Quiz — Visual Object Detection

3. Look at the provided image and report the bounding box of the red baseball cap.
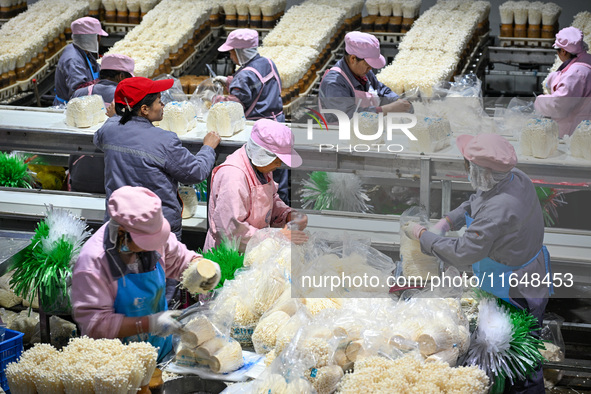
[114,77,174,108]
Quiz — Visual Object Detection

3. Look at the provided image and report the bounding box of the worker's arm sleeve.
[534,69,588,118]
[445,196,476,231]
[270,192,292,227]
[71,268,124,339]
[161,233,200,281]
[228,71,260,111]
[164,136,216,185]
[210,167,261,249]
[420,216,497,271]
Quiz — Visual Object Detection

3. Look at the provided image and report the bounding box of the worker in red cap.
[535,26,591,138]
[403,133,552,393]
[94,76,221,241]
[68,54,136,195]
[54,17,109,105]
[319,31,411,120]
[204,119,308,252]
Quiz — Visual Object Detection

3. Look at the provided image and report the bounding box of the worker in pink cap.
[319,31,411,121]
[72,53,135,111]
[54,17,109,106]
[68,54,136,195]
[535,26,591,138]
[72,186,220,362]
[402,134,552,393]
[214,29,290,205]
[214,29,283,122]
[204,119,308,252]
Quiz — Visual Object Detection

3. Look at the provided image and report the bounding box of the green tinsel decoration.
[301,171,332,210]
[195,179,208,202]
[199,237,244,289]
[0,152,32,188]
[464,291,546,393]
[10,206,90,313]
[535,186,565,227]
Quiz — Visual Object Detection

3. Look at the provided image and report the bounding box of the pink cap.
[345,32,386,69]
[218,29,259,52]
[108,186,171,251]
[101,54,135,76]
[553,27,586,55]
[71,17,108,37]
[250,119,302,168]
[457,134,517,172]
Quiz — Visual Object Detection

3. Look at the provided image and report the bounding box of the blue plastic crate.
[0,329,24,394]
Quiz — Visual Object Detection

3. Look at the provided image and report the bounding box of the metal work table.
[1,105,591,269]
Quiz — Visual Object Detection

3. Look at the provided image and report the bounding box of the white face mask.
[73,33,99,54]
[469,163,509,192]
[235,47,258,66]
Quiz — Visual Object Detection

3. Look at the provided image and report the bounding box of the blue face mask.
[119,233,132,253]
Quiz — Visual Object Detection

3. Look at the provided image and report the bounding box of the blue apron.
[55,52,100,104]
[114,261,172,362]
[466,212,554,308]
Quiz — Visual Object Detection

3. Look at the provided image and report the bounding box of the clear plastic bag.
[498,96,536,139]
[190,77,224,118]
[174,302,245,374]
[206,101,246,137]
[519,116,559,159]
[399,206,441,280]
[292,233,395,299]
[155,74,187,105]
[540,315,565,389]
[65,94,107,128]
[159,101,198,135]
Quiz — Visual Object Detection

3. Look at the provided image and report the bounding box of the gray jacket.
[94,116,216,237]
[54,44,99,105]
[72,79,117,104]
[420,168,551,301]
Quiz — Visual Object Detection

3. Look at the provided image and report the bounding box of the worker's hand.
[203,131,221,149]
[401,221,427,241]
[184,258,221,293]
[213,76,228,85]
[432,217,451,236]
[287,211,308,230]
[148,310,183,337]
[280,227,309,245]
[381,99,412,114]
[106,100,116,117]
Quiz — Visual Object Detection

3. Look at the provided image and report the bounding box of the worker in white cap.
[54,17,108,106]
[319,31,411,119]
[535,26,591,138]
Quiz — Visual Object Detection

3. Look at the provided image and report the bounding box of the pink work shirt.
[204,146,291,252]
[71,223,198,339]
[535,53,591,137]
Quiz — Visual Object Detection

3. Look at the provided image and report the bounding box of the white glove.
[181,258,221,294]
[213,76,228,85]
[148,310,183,337]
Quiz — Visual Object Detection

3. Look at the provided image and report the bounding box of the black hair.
[116,92,160,125]
[99,69,133,81]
